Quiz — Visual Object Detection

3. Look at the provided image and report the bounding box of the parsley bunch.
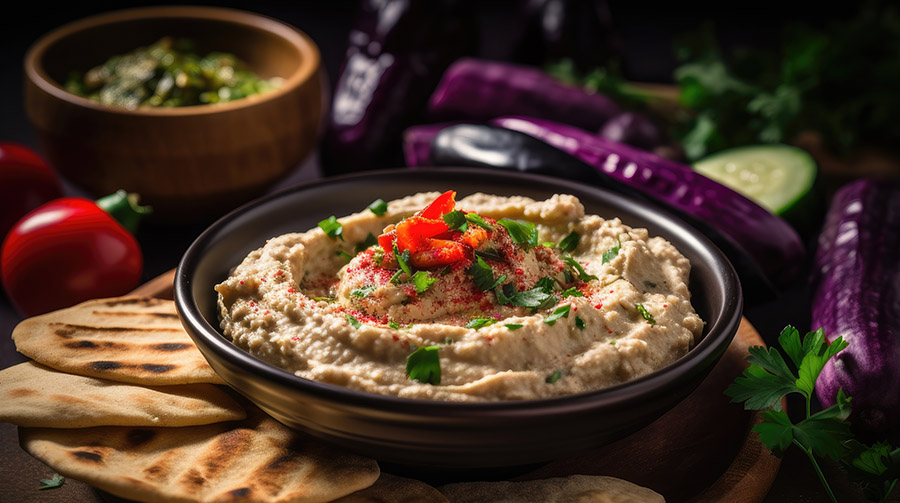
[726,326,899,503]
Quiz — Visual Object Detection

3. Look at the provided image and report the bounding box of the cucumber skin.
[491,116,808,290]
[812,178,900,435]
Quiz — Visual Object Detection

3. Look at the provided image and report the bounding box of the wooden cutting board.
[1,269,780,502]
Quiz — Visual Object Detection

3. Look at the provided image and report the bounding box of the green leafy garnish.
[411,270,439,293]
[336,249,353,262]
[355,233,378,253]
[558,232,580,253]
[505,323,524,331]
[465,213,493,231]
[346,314,362,329]
[393,243,413,276]
[474,248,504,262]
[313,296,334,303]
[562,256,598,282]
[635,304,656,325]
[468,256,507,291]
[544,304,571,326]
[406,346,441,385]
[535,276,557,293]
[367,198,388,216]
[495,283,557,310]
[498,219,539,248]
[351,285,376,298]
[601,238,621,264]
[560,287,583,298]
[39,473,65,490]
[443,210,468,231]
[389,270,404,284]
[545,370,562,384]
[466,318,499,329]
[317,216,343,241]
[575,316,585,330]
[388,321,401,329]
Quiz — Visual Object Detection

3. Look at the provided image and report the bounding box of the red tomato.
[1,197,143,317]
[0,142,62,241]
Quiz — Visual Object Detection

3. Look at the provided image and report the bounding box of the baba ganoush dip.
[215,191,704,401]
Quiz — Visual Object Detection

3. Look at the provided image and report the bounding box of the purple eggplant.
[490,116,807,291]
[319,0,477,175]
[812,178,900,435]
[425,58,623,131]
[599,111,666,151]
[402,122,466,167]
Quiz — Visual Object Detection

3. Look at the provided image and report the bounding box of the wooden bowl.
[24,6,325,221]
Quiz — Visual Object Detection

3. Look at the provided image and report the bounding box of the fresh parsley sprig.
[406,345,441,385]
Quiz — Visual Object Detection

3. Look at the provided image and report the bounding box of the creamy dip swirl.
[215,192,704,401]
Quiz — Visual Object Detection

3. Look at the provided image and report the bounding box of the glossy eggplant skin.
[320,0,477,175]
[812,178,900,435]
[488,116,807,293]
[426,58,622,132]
[402,122,465,167]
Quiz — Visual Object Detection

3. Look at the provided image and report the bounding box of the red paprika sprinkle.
[239,280,244,285]
[261,278,267,282]
[515,268,524,275]
[249,301,255,307]
[594,303,603,309]
[608,329,613,334]
[663,304,668,308]
[287,288,296,293]
[274,270,284,277]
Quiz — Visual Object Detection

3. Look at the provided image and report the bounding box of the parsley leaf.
[317,216,343,241]
[636,304,656,325]
[575,316,585,330]
[346,314,362,329]
[411,270,439,293]
[466,318,499,329]
[545,370,562,384]
[393,242,413,276]
[465,213,493,231]
[562,256,598,282]
[468,256,506,291]
[443,210,467,231]
[560,287,583,298]
[39,473,65,490]
[350,285,376,298]
[544,304,571,326]
[474,248,504,262]
[559,231,580,253]
[406,346,441,385]
[336,249,353,262]
[496,283,557,309]
[601,238,621,264]
[505,323,524,330]
[367,198,388,216]
[498,219,539,248]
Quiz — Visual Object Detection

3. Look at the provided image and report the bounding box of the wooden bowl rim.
[23,5,321,117]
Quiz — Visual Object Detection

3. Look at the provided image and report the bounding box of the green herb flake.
[559,231,580,253]
[39,473,65,490]
[318,216,344,241]
[443,210,468,231]
[636,304,656,325]
[346,314,362,329]
[393,243,414,276]
[560,287,584,298]
[575,316,585,330]
[335,249,353,262]
[313,296,335,303]
[498,218,539,248]
[465,212,493,231]
[466,318,499,329]
[545,370,562,384]
[406,345,441,385]
[505,323,524,331]
[351,285,376,298]
[411,270,439,293]
[496,283,557,310]
[474,248,504,262]
[544,304,571,326]
[468,256,507,291]
[355,233,378,253]
[562,256,599,282]
[535,276,557,293]
[601,238,621,264]
[389,270,405,284]
[367,198,388,216]
[388,321,401,329]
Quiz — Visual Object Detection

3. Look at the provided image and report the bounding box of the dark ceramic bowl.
[175,168,742,469]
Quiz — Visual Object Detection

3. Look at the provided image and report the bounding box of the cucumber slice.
[693,144,818,216]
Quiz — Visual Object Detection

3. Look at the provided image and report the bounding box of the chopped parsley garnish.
[351,285,376,297]
[443,210,468,231]
[468,256,507,291]
[545,370,562,384]
[313,296,335,302]
[336,249,353,262]
[39,473,65,490]
[388,321,401,329]
[346,314,362,329]
[562,256,599,282]
[389,270,405,284]
[367,198,388,216]
[393,243,413,276]
[474,248,504,262]
[575,316,585,330]
[317,216,344,241]
[560,286,584,298]
[465,212,493,231]
[411,270,439,293]
[636,304,656,325]
[505,323,524,330]
[406,345,441,385]
[466,318,499,329]
[559,231,580,253]
[602,238,622,264]
[544,304,571,326]
[355,233,378,253]
[498,218,539,248]
[495,283,557,310]
[535,276,557,293]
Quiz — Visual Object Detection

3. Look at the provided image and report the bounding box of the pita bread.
[438,475,665,503]
[332,473,449,503]
[12,296,224,385]
[0,361,245,428]
[19,402,380,503]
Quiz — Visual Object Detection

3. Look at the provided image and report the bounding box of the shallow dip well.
[175,168,743,468]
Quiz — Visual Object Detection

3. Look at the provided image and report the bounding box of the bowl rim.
[175,167,743,416]
[23,5,321,117]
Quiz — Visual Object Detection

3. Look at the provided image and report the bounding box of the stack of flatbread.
[1,296,665,503]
